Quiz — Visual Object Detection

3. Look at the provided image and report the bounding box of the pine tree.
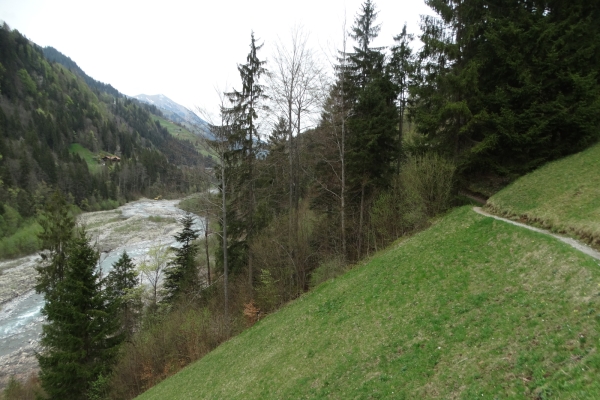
[163,213,200,302]
[105,251,140,338]
[389,23,414,171]
[38,230,121,400]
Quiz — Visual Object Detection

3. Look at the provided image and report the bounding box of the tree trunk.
[205,217,211,286]
[358,181,366,260]
[221,165,229,333]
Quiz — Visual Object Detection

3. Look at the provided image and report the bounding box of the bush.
[255,269,279,313]
[1,375,44,400]
[107,276,250,400]
[0,220,42,259]
[400,153,456,218]
[369,154,456,251]
[250,203,318,304]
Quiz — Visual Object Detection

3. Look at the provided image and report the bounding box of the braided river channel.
[0,199,204,387]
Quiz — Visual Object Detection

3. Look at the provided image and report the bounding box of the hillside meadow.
[487,142,600,249]
[137,207,600,399]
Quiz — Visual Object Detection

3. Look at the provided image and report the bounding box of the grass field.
[137,206,600,399]
[486,142,600,248]
[68,143,101,173]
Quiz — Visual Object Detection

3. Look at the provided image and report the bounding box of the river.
[0,199,204,387]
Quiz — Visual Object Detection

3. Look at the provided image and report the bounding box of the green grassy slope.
[68,143,102,173]
[138,207,600,399]
[486,142,600,248]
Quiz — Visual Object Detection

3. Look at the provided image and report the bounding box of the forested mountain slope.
[0,24,208,257]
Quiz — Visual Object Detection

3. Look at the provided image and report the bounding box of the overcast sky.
[0,0,434,115]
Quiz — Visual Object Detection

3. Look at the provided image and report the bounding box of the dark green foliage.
[221,32,268,276]
[35,191,75,296]
[343,1,399,195]
[412,0,600,178]
[105,251,140,337]
[38,230,122,400]
[163,214,200,302]
[347,74,398,190]
[388,23,414,168]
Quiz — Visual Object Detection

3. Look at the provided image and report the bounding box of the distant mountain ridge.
[134,94,214,140]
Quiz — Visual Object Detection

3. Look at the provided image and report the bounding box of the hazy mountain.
[134,94,214,139]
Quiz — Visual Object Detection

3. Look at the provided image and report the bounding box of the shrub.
[400,153,456,217]
[1,375,44,400]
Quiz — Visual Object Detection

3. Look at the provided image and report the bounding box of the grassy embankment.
[138,201,600,398]
[486,142,600,249]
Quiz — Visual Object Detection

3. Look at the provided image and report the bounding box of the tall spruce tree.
[389,23,414,171]
[105,251,140,338]
[38,229,121,400]
[224,31,268,284]
[343,1,398,259]
[163,213,200,302]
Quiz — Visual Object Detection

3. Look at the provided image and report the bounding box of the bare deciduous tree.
[195,90,235,333]
[138,242,170,306]
[268,26,326,241]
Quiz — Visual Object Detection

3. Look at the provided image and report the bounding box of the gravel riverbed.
[0,198,200,389]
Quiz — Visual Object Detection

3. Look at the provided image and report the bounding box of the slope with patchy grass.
[153,116,214,159]
[137,206,600,399]
[486,142,600,248]
[68,143,102,173]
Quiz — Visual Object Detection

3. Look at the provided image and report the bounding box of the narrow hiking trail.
[473,207,600,261]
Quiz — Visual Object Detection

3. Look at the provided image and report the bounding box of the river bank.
[0,198,203,389]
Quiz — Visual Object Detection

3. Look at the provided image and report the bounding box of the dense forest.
[2,0,600,398]
[0,23,210,257]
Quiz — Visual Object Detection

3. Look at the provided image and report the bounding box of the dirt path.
[473,207,600,261]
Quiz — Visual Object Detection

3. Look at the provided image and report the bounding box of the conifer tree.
[343,1,398,258]
[163,213,200,302]
[38,229,121,400]
[389,23,414,170]
[224,32,268,284]
[105,251,140,337]
[36,190,75,297]
[412,0,600,177]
